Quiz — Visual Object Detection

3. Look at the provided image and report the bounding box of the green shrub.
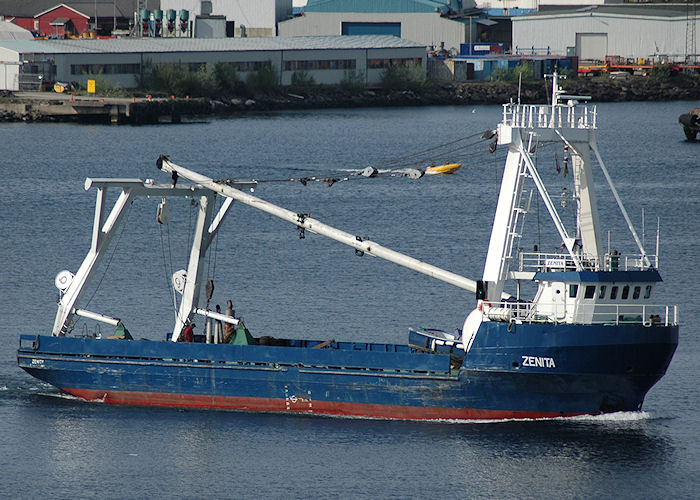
[93,75,126,96]
[214,62,247,95]
[290,71,316,87]
[380,62,427,91]
[649,63,672,79]
[406,62,428,89]
[146,63,217,97]
[340,69,365,90]
[246,63,279,93]
[490,61,535,82]
[146,63,182,93]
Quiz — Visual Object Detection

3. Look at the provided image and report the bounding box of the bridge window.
[610,286,618,300]
[644,285,653,299]
[569,284,579,297]
[621,285,630,300]
[584,285,596,299]
[633,286,641,299]
[598,285,607,299]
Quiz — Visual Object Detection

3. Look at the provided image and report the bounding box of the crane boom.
[157,156,479,293]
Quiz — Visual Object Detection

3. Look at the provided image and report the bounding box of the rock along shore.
[1,77,698,124]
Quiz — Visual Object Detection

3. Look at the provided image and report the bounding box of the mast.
[482,73,599,301]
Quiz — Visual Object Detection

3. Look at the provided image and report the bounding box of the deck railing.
[482,300,678,326]
[502,103,597,130]
[517,252,657,273]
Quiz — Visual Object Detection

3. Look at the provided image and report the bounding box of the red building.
[36,4,89,38]
[0,1,147,37]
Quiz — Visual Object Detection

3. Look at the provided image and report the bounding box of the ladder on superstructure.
[501,154,535,281]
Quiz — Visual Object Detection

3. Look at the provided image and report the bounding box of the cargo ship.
[18,74,678,420]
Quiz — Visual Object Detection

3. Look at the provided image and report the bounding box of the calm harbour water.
[1,100,699,498]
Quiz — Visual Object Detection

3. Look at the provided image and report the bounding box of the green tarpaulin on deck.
[229,323,256,345]
[113,321,133,340]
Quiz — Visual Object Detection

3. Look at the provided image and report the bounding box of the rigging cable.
[159,220,180,324]
[370,130,488,169]
[215,131,498,187]
[378,135,497,170]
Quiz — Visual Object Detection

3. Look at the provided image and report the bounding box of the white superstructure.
[460,73,677,348]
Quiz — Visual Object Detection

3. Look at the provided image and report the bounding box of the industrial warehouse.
[511,4,699,67]
[0,0,698,93]
[0,35,425,91]
[278,0,502,54]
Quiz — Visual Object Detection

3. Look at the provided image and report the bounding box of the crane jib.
[156,156,480,294]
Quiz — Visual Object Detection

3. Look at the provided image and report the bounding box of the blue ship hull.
[17,322,677,420]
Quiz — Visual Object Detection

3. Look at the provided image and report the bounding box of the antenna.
[656,216,660,268]
[518,73,522,105]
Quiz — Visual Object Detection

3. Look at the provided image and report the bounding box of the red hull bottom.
[63,388,582,421]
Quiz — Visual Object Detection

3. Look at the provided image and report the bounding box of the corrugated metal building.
[0,21,34,41]
[0,35,425,90]
[512,5,700,62]
[160,0,293,37]
[279,0,488,53]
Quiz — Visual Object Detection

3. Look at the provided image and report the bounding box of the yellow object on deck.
[53,83,66,93]
[425,163,461,175]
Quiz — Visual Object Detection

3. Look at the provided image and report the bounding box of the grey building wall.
[280,12,469,52]
[0,46,20,90]
[0,37,426,89]
[54,52,142,88]
[428,58,469,81]
[194,16,227,38]
[512,12,698,61]
[280,46,425,85]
